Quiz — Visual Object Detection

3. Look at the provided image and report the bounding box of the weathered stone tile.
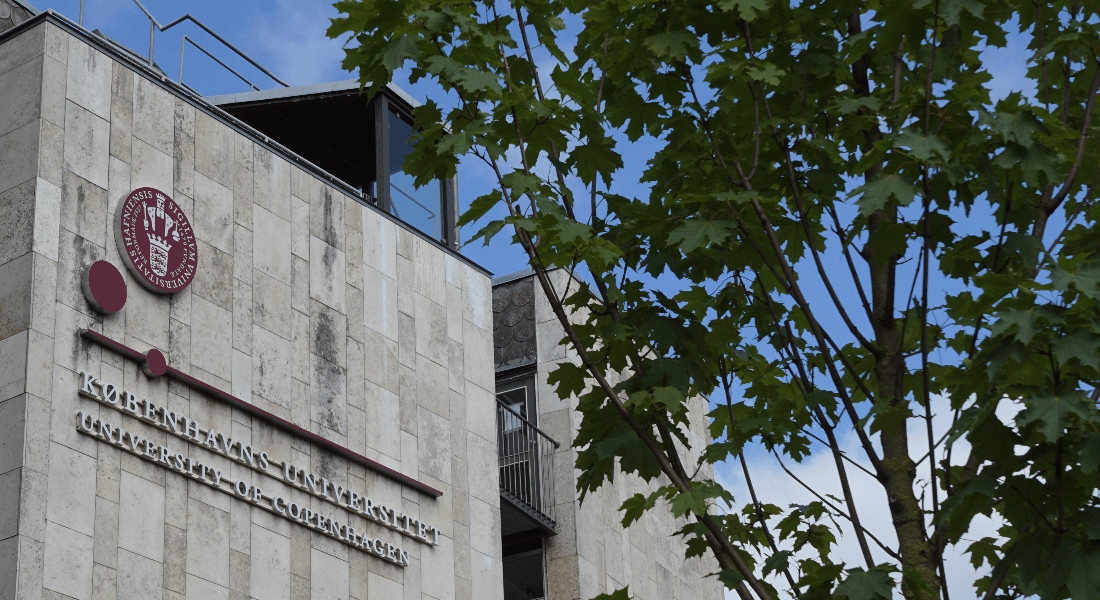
[363,266,396,342]
[462,321,493,394]
[253,205,291,285]
[61,170,108,247]
[130,137,172,194]
[94,442,121,502]
[463,266,492,332]
[193,173,235,255]
[233,279,252,354]
[291,195,309,259]
[0,254,32,345]
[414,293,447,367]
[310,548,349,600]
[414,237,447,307]
[233,164,253,230]
[111,61,133,101]
[43,521,95,600]
[174,128,196,200]
[34,177,63,262]
[399,366,415,436]
[38,118,65,187]
[230,549,249,600]
[0,119,40,195]
[164,523,187,593]
[0,55,42,139]
[397,313,414,369]
[310,354,347,435]
[91,563,117,600]
[45,442,97,536]
[195,111,235,190]
[291,309,308,383]
[187,572,230,600]
[110,85,134,163]
[118,470,165,562]
[417,406,451,484]
[253,271,291,341]
[447,340,464,395]
[289,523,309,579]
[132,76,174,156]
[0,179,36,265]
[346,285,364,344]
[253,325,291,411]
[253,148,291,221]
[415,353,449,420]
[186,498,231,587]
[191,240,233,313]
[451,458,469,527]
[310,299,346,368]
[310,184,344,251]
[363,208,396,279]
[250,523,291,600]
[309,236,346,314]
[66,37,111,120]
[396,256,414,318]
[0,22,45,77]
[331,363,377,442]
[233,135,253,171]
[92,497,120,569]
[190,294,233,381]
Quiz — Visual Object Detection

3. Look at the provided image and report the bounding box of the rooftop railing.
[78,0,288,93]
[497,399,559,532]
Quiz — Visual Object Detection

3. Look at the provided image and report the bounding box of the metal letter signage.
[114,187,198,294]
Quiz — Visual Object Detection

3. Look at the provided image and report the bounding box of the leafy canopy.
[331,0,1100,598]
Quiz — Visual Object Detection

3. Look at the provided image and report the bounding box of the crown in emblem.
[147,232,173,253]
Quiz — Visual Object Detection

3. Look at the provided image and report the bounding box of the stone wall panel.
[1,20,499,600]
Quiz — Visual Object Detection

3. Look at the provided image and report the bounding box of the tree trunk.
[865,209,940,598]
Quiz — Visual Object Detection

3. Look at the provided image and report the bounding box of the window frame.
[373,93,458,248]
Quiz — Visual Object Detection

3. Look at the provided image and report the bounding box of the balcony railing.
[497,399,559,534]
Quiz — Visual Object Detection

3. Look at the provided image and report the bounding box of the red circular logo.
[114,187,197,294]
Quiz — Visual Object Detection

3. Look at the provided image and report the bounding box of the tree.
[330,0,1100,598]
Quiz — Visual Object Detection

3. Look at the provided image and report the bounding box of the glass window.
[387,108,444,242]
[503,548,545,600]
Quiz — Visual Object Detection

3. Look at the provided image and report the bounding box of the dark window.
[503,547,545,600]
[375,97,455,246]
[497,374,537,427]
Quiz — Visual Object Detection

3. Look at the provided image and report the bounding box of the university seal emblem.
[114,187,198,294]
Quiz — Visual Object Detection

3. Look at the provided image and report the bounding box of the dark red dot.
[81,261,127,314]
[143,348,167,377]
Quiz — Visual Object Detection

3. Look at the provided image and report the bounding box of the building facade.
[0,6,722,600]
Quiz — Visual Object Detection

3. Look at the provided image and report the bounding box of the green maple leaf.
[834,566,896,600]
[1053,329,1100,369]
[896,129,950,163]
[667,219,735,254]
[1016,390,1089,441]
[854,175,918,215]
[1051,263,1100,300]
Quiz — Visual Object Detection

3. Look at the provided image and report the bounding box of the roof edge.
[0,11,492,279]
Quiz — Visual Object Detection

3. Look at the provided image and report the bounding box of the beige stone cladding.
[0,16,501,600]
[530,269,724,600]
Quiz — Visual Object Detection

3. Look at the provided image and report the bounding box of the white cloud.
[245,0,348,86]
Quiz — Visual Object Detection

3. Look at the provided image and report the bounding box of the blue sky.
[39,0,1043,596]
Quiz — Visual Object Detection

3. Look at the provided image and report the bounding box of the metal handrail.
[496,397,559,528]
[78,0,288,88]
[180,35,258,92]
[496,399,561,449]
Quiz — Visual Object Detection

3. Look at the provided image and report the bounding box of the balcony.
[497,398,559,536]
